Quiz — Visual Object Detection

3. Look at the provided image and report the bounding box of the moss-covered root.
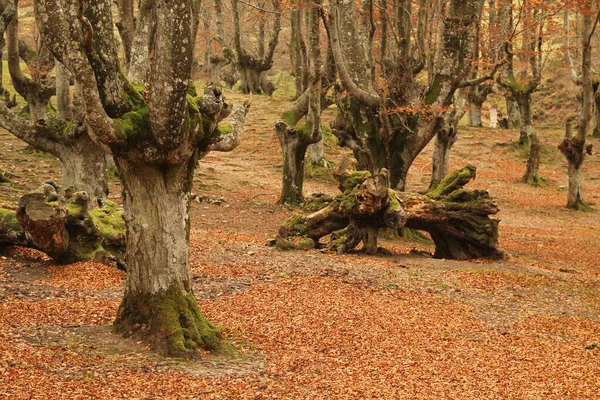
[523,173,547,187]
[114,285,222,358]
[427,164,476,199]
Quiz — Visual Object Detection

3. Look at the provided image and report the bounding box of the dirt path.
[1,88,599,399]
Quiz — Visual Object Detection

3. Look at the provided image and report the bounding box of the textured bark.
[116,0,136,67]
[515,93,533,145]
[430,93,465,189]
[113,160,221,355]
[274,165,503,260]
[231,0,281,95]
[55,61,72,120]
[489,104,498,128]
[34,0,249,356]
[127,0,155,85]
[2,187,125,264]
[522,133,543,185]
[327,0,483,191]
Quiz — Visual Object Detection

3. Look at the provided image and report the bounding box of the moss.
[113,106,150,142]
[425,74,450,104]
[0,208,20,231]
[427,165,476,199]
[88,200,125,241]
[280,110,299,126]
[523,174,547,187]
[114,284,222,357]
[286,214,307,234]
[338,171,371,192]
[187,81,198,97]
[65,202,83,216]
[216,123,233,136]
[47,118,72,136]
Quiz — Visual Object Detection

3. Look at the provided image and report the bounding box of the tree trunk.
[307,139,325,167]
[559,117,591,210]
[593,83,600,138]
[59,135,108,198]
[467,106,482,127]
[274,165,503,260]
[506,96,521,129]
[516,93,532,145]
[489,104,498,128]
[113,159,221,357]
[430,127,457,189]
[522,133,543,185]
[277,122,309,205]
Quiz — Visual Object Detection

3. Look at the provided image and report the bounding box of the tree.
[559,2,599,210]
[33,0,249,357]
[276,0,336,205]
[230,0,281,95]
[325,0,495,192]
[497,0,558,185]
[0,0,109,198]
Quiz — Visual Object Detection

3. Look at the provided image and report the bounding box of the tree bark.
[1,187,125,264]
[522,133,543,185]
[274,165,503,260]
[113,160,221,356]
[515,92,533,145]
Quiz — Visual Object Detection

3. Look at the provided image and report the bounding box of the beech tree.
[32,0,249,356]
[325,0,500,191]
[229,0,281,95]
[0,0,109,198]
[560,1,599,210]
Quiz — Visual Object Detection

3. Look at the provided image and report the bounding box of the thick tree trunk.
[277,123,309,205]
[59,136,108,198]
[430,128,457,189]
[274,165,503,260]
[113,160,221,357]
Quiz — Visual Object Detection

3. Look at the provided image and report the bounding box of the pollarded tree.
[559,1,599,210]
[326,0,498,191]
[230,0,281,95]
[0,0,108,198]
[33,0,249,356]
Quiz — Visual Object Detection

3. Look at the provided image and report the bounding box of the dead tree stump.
[0,184,126,265]
[272,165,504,260]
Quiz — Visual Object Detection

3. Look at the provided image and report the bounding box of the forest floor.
[1,87,600,399]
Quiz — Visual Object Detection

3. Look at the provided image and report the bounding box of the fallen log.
[272,165,504,260]
[0,183,126,266]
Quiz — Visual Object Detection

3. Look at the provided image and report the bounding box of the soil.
[1,86,599,399]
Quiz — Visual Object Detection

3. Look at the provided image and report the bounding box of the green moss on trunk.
[114,284,222,358]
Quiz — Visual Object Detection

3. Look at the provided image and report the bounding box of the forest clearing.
[1,86,600,398]
[0,0,600,398]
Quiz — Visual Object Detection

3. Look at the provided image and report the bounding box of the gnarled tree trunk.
[273,165,503,260]
[113,160,220,356]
